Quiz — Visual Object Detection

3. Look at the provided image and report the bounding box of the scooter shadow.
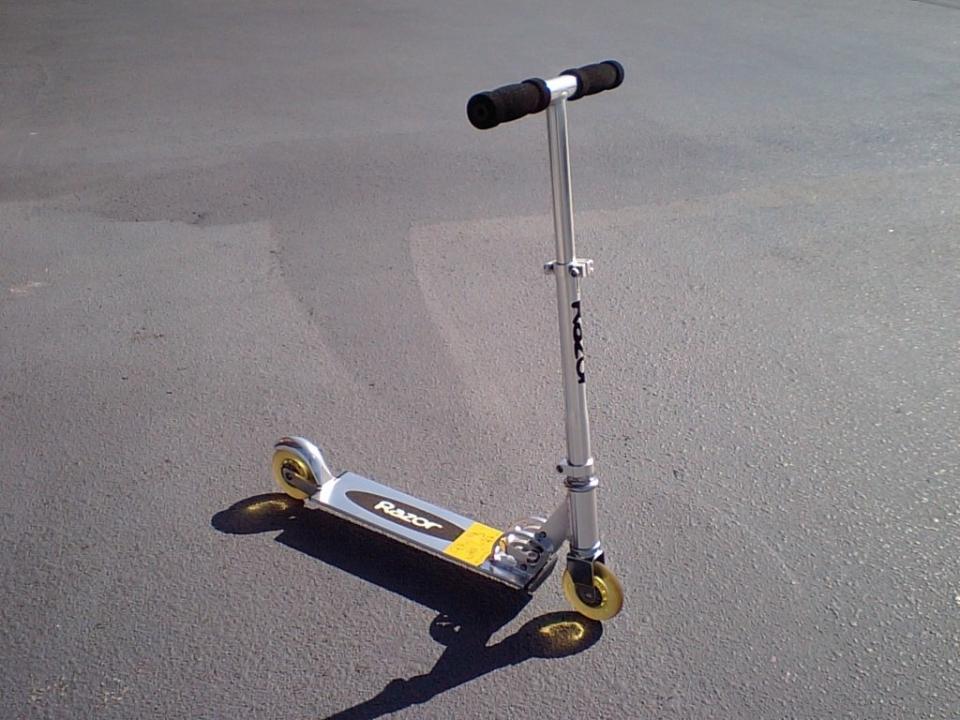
[212,494,603,719]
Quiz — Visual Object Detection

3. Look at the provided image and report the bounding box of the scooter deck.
[305,472,531,590]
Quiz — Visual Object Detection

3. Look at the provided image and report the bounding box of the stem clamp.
[543,258,594,278]
[556,457,596,480]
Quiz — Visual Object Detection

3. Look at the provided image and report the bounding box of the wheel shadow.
[212,494,603,719]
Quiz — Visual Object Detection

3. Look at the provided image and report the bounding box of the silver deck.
[306,472,534,589]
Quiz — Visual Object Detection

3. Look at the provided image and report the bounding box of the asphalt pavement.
[1,1,958,718]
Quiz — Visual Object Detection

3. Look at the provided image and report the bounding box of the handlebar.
[467,60,624,130]
[560,60,625,101]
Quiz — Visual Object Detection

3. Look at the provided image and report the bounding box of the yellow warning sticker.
[443,522,502,567]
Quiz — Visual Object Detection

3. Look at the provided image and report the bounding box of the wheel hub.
[281,461,307,484]
[576,577,607,607]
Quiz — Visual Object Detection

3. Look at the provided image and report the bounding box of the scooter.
[271,61,626,621]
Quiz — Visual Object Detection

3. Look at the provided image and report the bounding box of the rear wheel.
[272,446,320,500]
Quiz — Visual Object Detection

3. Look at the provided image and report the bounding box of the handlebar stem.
[546,75,580,105]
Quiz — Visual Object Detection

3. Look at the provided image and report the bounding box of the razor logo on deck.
[374,500,442,529]
[346,491,464,541]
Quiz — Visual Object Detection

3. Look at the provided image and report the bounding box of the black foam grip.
[467,78,550,129]
[560,60,625,101]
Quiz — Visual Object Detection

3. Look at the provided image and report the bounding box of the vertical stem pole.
[546,98,593,471]
[546,96,602,557]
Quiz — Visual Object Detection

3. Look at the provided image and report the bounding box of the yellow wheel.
[272,447,320,500]
[562,561,624,621]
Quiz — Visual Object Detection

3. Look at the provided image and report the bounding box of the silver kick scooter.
[271,61,626,621]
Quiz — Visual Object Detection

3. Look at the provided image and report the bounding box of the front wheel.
[561,561,624,621]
